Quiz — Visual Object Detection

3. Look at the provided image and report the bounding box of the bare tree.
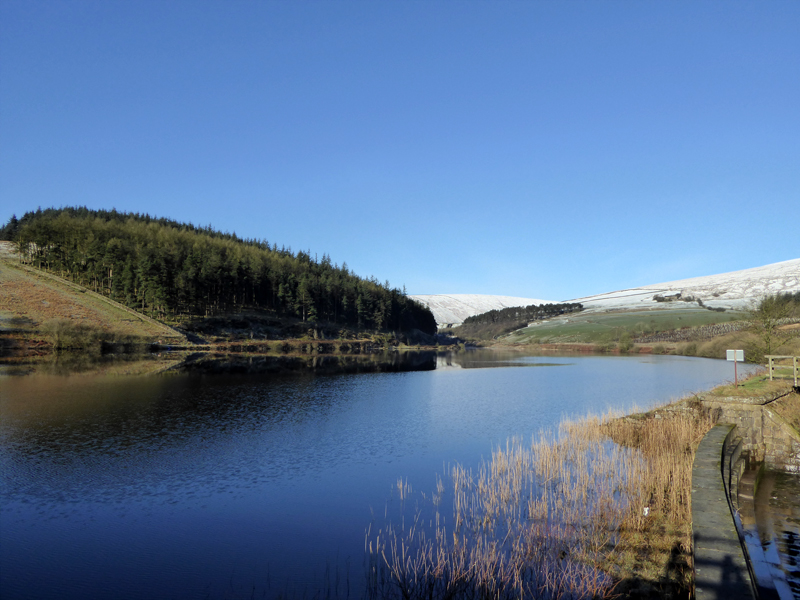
[747,294,798,361]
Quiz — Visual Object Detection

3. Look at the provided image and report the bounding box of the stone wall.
[698,393,800,472]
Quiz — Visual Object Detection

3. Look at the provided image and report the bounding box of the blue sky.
[1,1,798,300]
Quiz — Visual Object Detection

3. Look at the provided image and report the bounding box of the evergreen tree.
[3,207,437,334]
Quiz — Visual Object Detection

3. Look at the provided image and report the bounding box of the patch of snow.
[567,259,800,312]
[410,294,557,327]
[413,259,800,327]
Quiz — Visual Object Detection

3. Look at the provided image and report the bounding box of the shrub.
[41,319,106,350]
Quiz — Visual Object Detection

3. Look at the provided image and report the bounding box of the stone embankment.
[696,392,800,472]
[645,390,800,472]
[691,390,800,599]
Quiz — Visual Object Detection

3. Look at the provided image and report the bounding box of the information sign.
[726,349,744,386]
[726,349,744,362]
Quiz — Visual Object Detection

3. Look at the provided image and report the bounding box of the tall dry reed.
[366,404,714,600]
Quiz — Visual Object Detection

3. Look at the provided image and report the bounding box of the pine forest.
[1,208,437,335]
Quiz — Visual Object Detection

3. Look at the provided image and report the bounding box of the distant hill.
[452,301,584,341]
[567,259,800,312]
[410,294,556,327]
[413,260,800,328]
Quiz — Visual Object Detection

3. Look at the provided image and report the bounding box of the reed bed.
[366,404,714,600]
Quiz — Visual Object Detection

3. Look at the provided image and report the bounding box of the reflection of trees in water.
[745,469,800,598]
[177,350,436,375]
[767,472,800,597]
[28,349,160,375]
[9,349,438,377]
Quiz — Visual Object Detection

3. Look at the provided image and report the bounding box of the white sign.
[726,349,744,362]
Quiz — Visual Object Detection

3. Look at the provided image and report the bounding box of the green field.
[502,307,748,344]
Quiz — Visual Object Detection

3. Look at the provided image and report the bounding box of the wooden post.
[727,349,744,386]
[766,355,800,384]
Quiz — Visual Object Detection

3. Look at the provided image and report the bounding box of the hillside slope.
[0,242,184,344]
[568,259,800,312]
[416,259,800,329]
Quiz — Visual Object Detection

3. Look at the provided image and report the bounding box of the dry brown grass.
[367,405,713,599]
[0,258,181,342]
[770,393,800,434]
[599,407,715,598]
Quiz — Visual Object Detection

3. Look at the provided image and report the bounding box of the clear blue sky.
[1,1,798,301]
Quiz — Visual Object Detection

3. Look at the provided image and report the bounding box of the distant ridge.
[409,294,556,327]
[413,259,800,328]
[567,259,800,312]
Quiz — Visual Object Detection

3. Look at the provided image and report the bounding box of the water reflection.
[436,350,570,369]
[0,353,760,600]
[1,348,437,378]
[748,470,800,599]
[177,349,436,375]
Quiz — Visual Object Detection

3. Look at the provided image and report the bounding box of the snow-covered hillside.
[409,294,556,327]
[413,259,800,327]
[568,259,800,312]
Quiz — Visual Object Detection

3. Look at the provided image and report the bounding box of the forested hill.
[1,208,436,334]
[454,302,584,340]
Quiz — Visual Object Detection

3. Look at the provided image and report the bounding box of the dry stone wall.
[634,321,748,344]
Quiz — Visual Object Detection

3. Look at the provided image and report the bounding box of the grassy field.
[501,307,747,345]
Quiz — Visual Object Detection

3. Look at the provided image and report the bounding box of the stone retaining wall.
[698,393,800,472]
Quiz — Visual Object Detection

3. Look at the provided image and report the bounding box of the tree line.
[2,207,437,334]
[454,302,583,340]
[461,302,584,327]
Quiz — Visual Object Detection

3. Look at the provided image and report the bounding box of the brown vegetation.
[0,256,181,347]
[367,402,714,599]
[769,393,800,434]
[599,405,715,597]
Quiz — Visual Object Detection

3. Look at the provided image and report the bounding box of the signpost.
[726,349,744,387]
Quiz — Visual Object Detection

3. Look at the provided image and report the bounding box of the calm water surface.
[743,469,800,599]
[0,352,755,599]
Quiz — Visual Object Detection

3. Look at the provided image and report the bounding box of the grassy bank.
[498,308,745,346]
[497,324,800,362]
[491,295,800,362]
[0,255,183,354]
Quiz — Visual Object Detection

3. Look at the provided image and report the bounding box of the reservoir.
[0,352,758,599]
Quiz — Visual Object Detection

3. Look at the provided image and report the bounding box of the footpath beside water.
[692,389,800,600]
[692,424,757,599]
